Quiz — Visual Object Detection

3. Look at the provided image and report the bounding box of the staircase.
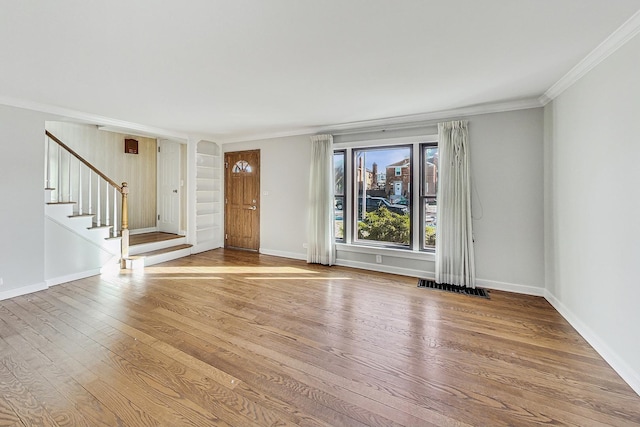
[44,130,193,281]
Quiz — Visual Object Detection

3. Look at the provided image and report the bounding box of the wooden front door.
[224,150,260,251]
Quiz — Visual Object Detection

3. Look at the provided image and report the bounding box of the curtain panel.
[307,134,335,265]
[435,121,476,287]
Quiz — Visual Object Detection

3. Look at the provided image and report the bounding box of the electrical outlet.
[0,277,3,286]
[302,243,308,248]
[375,255,382,264]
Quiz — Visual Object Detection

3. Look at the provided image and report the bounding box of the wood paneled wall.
[45,122,157,230]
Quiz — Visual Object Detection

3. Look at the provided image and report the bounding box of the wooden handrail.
[45,130,122,193]
[46,129,131,267]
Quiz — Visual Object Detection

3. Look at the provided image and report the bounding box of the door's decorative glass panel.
[232,160,252,173]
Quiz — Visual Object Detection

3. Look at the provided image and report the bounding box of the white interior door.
[157,139,180,234]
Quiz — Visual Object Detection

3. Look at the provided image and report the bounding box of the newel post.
[120,182,130,267]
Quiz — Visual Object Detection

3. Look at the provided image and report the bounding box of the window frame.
[351,145,413,249]
[332,135,438,255]
[333,150,346,242]
[420,142,439,252]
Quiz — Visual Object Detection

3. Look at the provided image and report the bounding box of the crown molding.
[541,9,640,105]
[219,97,543,144]
[0,95,189,141]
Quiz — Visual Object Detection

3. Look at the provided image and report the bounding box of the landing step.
[135,244,192,258]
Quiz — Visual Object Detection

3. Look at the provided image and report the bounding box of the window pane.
[334,152,345,241]
[335,196,344,240]
[424,198,437,248]
[422,145,438,250]
[334,152,344,195]
[354,147,410,246]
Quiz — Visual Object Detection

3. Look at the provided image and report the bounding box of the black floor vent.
[417,279,489,299]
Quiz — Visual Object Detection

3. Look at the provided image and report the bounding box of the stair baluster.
[113,187,118,238]
[45,130,130,267]
[105,181,110,227]
[78,161,83,215]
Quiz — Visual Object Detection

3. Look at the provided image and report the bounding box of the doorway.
[157,139,181,234]
[224,150,260,251]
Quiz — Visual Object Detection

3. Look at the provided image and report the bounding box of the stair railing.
[45,130,130,264]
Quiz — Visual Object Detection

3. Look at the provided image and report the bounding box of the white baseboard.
[130,227,158,235]
[335,259,430,278]
[476,278,545,296]
[45,269,102,287]
[545,290,640,397]
[0,282,47,301]
[259,248,307,261]
[332,259,546,296]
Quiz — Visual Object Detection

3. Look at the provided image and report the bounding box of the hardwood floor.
[1,249,639,426]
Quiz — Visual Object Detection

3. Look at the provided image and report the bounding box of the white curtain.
[307,134,335,265]
[435,121,476,287]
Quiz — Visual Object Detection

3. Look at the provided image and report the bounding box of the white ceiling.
[1,0,639,142]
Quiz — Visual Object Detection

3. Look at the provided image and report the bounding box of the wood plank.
[1,249,639,426]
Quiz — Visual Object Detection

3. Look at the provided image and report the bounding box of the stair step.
[135,244,192,258]
[46,202,76,205]
[129,233,187,255]
[88,224,113,230]
[68,214,95,218]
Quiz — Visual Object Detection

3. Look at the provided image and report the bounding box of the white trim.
[129,227,159,235]
[45,269,101,287]
[0,282,48,302]
[334,257,545,296]
[218,98,543,144]
[540,9,640,104]
[259,248,307,261]
[476,278,545,296]
[143,247,192,266]
[0,95,189,141]
[334,134,438,149]
[336,243,435,262]
[335,259,430,278]
[545,290,640,397]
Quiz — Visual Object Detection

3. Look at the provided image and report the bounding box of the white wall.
[544,32,640,394]
[44,217,115,283]
[222,135,312,258]
[0,105,47,299]
[223,108,545,294]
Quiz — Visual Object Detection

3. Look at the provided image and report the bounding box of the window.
[333,138,438,252]
[421,144,438,250]
[334,151,345,240]
[354,146,411,247]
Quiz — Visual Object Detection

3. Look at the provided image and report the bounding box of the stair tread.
[88,225,113,229]
[135,244,192,258]
[47,202,76,205]
[68,214,95,218]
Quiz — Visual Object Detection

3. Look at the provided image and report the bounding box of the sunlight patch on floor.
[244,276,351,280]
[143,266,318,274]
